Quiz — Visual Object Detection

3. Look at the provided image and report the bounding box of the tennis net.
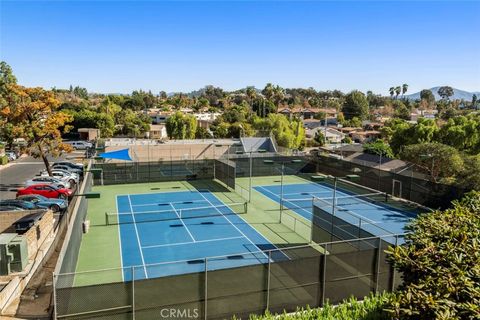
[281,192,388,212]
[105,202,248,225]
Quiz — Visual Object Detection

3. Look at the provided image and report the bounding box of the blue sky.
[1,1,479,94]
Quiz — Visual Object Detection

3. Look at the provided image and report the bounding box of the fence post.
[373,237,382,293]
[52,272,57,320]
[204,258,208,320]
[320,243,327,306]
[266,251,271,312]
[390,235,399,291]
[132,266,135,320]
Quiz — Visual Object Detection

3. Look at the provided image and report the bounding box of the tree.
[386,191,480,320]
[399,143,463,183]
[195,126,212,139]
[0,84,73,174]
[255,114,305,149]
[438,114,480,153]
[392,100,410,120]
[363,139,393,158]
[472,94,478,109]
[437,86,454,101]
[401,83,408,97]
[165,112,197,139]
[394,86,401,99]
[313,130,325,146]
[0,61,17,97]
[456,155,480,191]
[342,90,369,120]
[0,61,18,146]
[389,87,395,99]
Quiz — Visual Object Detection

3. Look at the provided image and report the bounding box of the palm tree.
[389,87,395,98]
[395,86,401,100]
[402,84,408,98]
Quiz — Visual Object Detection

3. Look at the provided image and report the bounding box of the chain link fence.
[313,154,466,209]
[54,233,402,320]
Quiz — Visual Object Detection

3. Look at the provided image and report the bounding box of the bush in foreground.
[244,293,391,320]
[386,191,480,320]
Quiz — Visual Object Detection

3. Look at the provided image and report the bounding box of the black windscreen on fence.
[214,159,235,189]
[313,155,466,209]
[55,238,397,320]
[93,160,215,185]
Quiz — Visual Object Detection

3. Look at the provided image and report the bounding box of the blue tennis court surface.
[116,190,280,281]
[254,183,416,239]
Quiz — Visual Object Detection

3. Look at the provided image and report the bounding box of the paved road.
[0,152,85,200]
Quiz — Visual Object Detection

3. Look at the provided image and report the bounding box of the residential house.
[278,107,338,120]
[306,127,345,144]
[350,130,381,143]
[146,124,168,139]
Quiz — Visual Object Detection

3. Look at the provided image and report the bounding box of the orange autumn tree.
[0,84,73,175]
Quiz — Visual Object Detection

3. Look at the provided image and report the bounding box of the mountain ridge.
[405,87,480,101]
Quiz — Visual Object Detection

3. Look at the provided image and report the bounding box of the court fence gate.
[53,233,404,320]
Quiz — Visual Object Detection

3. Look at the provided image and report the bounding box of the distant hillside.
[406,87,480,101]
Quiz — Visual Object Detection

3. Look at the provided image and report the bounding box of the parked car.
[16,184,73,199]
[5,151,16,161]
[65,141,93,150]
[51,164,83,176]
[25,176,71,189]
[53,161,84,171]
[0,199,40,210]
[0,205,24,211]
[17,194,68,213]
[40,170,79,185]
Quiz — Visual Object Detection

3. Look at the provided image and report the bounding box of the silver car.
[25,176,71,189]
[40,170,79,185]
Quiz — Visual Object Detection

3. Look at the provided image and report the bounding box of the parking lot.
[0,151,85,200]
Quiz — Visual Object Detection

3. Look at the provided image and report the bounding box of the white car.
[51,164,83,176]
[40,170,79,185]
[66,141,93,150]
[25,176,71,189]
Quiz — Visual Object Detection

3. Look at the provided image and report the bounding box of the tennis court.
[254,182,416,239]
[114,189,281,280]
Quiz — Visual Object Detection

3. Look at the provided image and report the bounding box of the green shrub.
[385,192,480,319]
[244,293,391,320]
[0,155,8,165]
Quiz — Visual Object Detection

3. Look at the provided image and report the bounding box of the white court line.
[196,192,271,262]
[114,195,125,282]
[259,185,391,233]
[169,203,196,242]
[257,186,312,218]
[281,191,332,197]
[131,199,209,208]
[128,195,148,278]
[142,236,245,249]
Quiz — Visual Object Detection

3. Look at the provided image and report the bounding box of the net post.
[52,272,57,320]
[204,257,208,320]
[244,202,248,214]
[132,266,135,320]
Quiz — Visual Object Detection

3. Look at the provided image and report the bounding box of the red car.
[16,184,73,199]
